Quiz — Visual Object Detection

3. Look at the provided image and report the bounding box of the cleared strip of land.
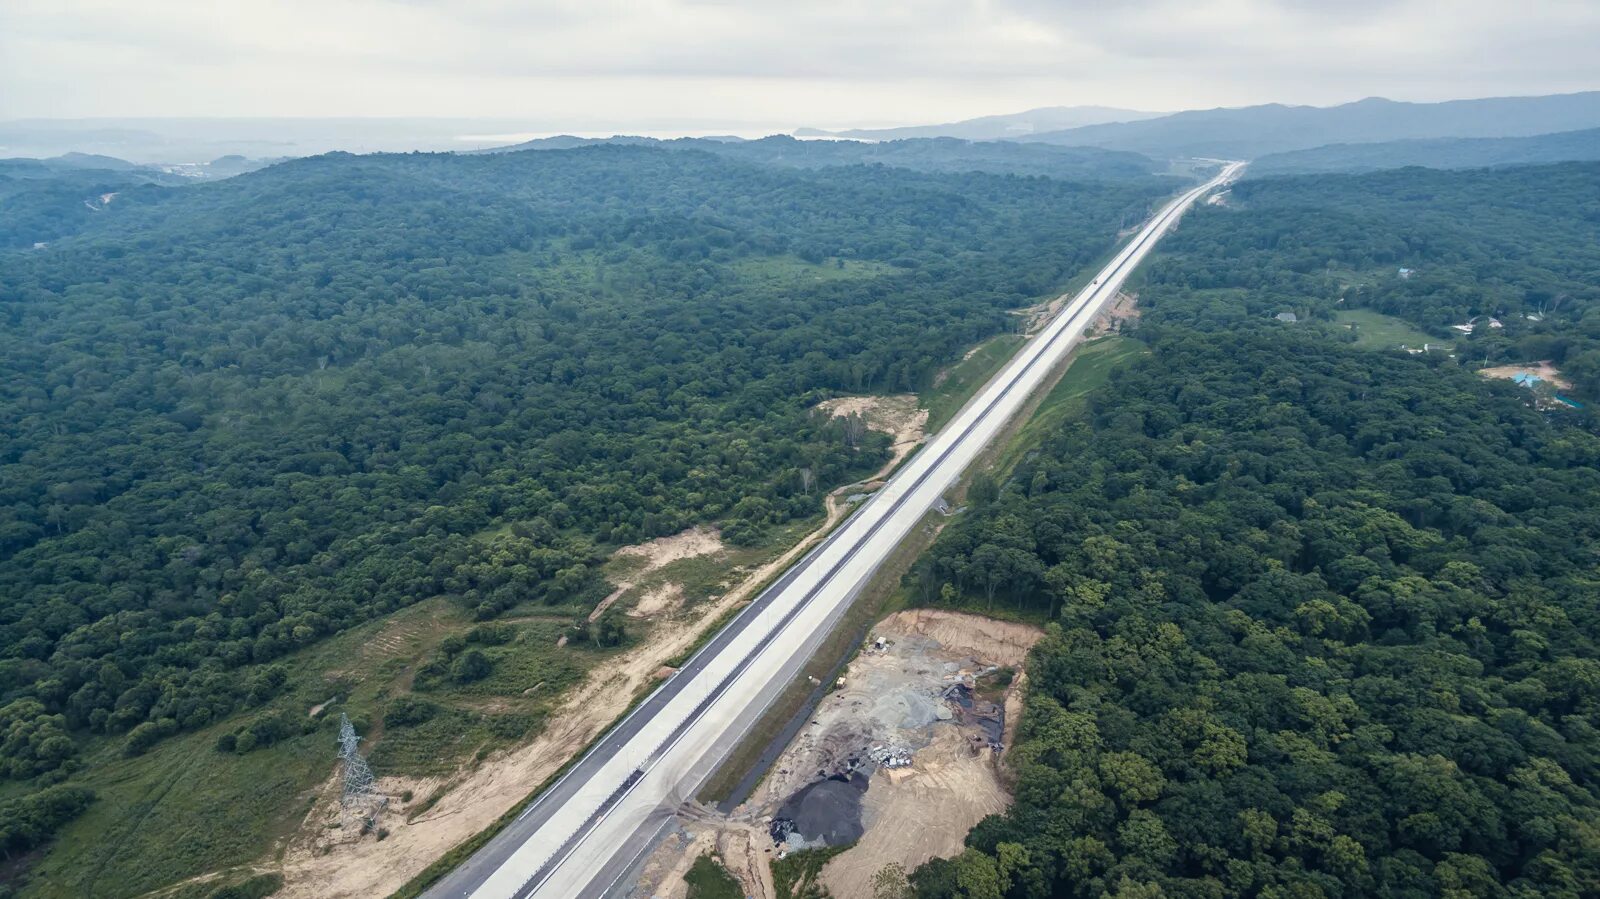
[426,162,1243,899]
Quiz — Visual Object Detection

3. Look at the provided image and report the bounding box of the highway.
[425,161,1245,899]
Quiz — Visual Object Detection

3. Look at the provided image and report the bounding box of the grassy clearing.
[32,509,844,898]
[684,854,745,899]
[22,598,612,899]
[163,873,285,899]
[23,721,331,899]
[1334,309,1440,350]
[991,336,1147,478]
[920,333,1023,432]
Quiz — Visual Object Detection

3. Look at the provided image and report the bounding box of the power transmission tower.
[337,713,386,831]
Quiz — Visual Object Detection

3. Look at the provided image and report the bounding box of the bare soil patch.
[1480,360,1573,390]
[885,609,1040,669]
[629,610,1041,899]
[632,816,776,899]
[822,726,1008,899]
[814,394,928,481]
[615,525,725,570]
[591,526,724,622]
[1012,295,1066,335]
[1088,290,1139,336]
[276,525,841,897]
[630,582,685,618]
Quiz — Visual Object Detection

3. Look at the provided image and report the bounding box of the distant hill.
[0,153,281,249]
[795,106,1160,141]
[1022,91,1600,159]
[479,134,660,152]
[482,134,1164,181]
[1248,127,1600,176]
[42,152,143,171]
[0,161,171,249]
[0,153,145,176]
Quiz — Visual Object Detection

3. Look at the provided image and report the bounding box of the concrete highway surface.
[425,161,1245,899]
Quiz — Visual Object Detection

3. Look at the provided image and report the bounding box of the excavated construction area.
[628,610,1040,899]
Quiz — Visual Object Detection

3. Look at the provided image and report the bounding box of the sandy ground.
[814,394,930,534]
[592,527,725,621]
[631,583,686,618]
[885,609,1040,669]
[821,728,1008,899]
[1088,290,1139,336]
[631,816,776,899]
[1480,360,1573,390]
[631,826,716,899]
[616,526,727,569]
[274,523,838,899]
[751,610,1038,807]
[1012,296,1066,336]
[815,394,928,465]
[630,610,1041,899]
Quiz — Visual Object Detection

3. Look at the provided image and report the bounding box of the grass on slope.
[992,335,1147,478]
[684,854,745,899]
[920,333,1024,432]
[24,503,857,899]
[20,597,616,899]
[772,845,851,899]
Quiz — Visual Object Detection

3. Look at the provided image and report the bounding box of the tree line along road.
[425,160,1246,899]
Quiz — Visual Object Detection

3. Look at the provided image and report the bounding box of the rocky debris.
[866,742,913,769]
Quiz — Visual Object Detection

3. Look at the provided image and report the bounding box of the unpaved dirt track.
[276,529,800,897]
[428,163,1244,899]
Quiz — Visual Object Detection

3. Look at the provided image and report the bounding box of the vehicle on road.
[426,162,1245,899]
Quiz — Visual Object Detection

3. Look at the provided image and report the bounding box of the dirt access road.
[272,402,926,898]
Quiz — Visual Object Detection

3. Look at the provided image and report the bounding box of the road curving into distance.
[426,160,1246,899]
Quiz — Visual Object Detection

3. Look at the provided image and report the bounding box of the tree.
[450,650,493,684]
[950,849,1003,899]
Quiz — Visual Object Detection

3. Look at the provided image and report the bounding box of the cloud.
[1,0,1596,128]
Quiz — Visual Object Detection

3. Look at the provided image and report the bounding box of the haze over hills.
[1248,126,1600,176]
[0,117,693,163]
[794,105,1160,141]
[9,91,1600,172]
[1019,91,1600,159]
[480,134,1165,181]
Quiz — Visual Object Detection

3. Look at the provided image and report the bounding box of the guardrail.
[489,167,1235,899]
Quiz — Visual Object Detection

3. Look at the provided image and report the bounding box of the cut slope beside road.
[426,161,1244,899]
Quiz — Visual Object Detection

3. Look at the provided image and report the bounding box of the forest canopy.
[0,147,1165,788]
[912,162,1600,898]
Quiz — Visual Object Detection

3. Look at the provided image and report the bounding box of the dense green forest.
[911,163,1600,898]
[1141,163,1600,395]
[486,134,1165,182]
[0,159,179,250]
[0,145,1166,864]
[1248,128,1600,176]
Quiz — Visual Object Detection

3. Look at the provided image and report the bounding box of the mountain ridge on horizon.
[1017,90,1600,158]
[794,105,1160,141]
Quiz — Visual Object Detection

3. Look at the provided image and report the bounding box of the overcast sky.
[4,0,1599,131]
